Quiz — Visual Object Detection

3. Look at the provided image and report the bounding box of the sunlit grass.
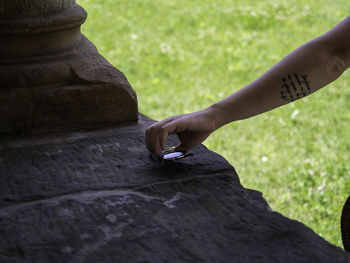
[78,0,350,247]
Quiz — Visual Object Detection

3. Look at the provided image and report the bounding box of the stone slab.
[0,114,349,263]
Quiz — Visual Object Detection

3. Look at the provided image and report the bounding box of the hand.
[145,107,217,155]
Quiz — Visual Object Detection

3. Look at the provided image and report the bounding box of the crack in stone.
[163,192,184,209]
[0,172,236,217]
[133,171,235,191]
[0,189,163,217]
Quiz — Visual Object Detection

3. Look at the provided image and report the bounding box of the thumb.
[174,142,192,153]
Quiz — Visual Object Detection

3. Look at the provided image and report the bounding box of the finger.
[145,125,159,155]
[158,125,169,151]
[161,119,186,135]
[145,116,178,154]
[149,127,160,155]
[175,132,196,152]
[175,142,191,153]
[145,127,152,153]
[145,125,159,153]
[156,116,176,127]
[159,120,186,150]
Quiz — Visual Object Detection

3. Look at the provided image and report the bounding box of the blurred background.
[78,0,350,247]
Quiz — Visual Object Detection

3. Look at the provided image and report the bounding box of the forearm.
[210,37,349,129]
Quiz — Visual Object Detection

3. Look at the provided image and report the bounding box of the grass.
[78,0,350,247]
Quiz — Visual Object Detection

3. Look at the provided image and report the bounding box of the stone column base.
[0,1,138,136]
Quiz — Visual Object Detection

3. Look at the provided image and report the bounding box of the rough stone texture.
[0,114,349,263]
[0,0,138,136]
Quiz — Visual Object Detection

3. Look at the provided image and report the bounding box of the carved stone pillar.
[0,0,138,136]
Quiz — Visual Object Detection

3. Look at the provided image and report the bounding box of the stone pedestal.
[0,0,138,136]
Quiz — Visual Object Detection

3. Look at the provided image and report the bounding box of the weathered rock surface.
[0,114,349,263]
[0,0,138,136]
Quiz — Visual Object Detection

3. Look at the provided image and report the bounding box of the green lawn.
[78,0,350,247]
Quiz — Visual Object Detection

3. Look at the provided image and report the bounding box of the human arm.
[210,16,350,128]
[145,16,350,155]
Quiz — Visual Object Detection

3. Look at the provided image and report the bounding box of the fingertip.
[158,128,168,153]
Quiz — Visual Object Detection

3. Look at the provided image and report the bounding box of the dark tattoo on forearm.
[280,73,311,102]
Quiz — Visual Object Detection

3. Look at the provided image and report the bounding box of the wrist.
[206,103,230,130]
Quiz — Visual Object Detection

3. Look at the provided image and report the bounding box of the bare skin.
[145,16,350,156]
